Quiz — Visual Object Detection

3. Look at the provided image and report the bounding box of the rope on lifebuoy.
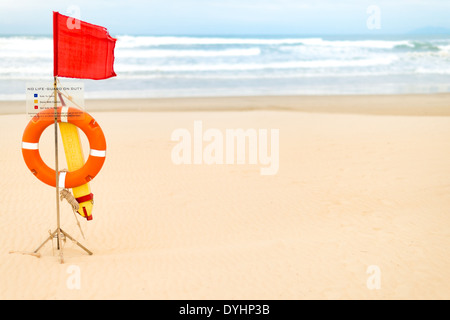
[60,188,79,212]
[60,187,85,240]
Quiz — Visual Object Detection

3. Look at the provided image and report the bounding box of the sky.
[0,0,449,36]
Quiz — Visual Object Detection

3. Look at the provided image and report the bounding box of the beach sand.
[1,94,450,299]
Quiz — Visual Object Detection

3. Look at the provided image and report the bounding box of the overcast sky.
[0,0,449,35]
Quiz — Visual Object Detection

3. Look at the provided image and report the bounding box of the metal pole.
[54,76,62,252]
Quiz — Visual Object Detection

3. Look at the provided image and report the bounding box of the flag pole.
[53,11,62,259]
[53,11,63,260]
[54,76,62,254]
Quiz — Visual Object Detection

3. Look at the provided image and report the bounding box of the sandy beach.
[1,94,450,299]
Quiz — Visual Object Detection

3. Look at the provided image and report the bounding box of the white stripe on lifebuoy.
[58,171,67,189]
[22,142,39,150]
[61,107,69,123]
[90,149,106,157]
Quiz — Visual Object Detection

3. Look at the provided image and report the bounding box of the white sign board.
[26,82,85,118]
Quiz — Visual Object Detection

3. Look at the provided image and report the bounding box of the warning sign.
[26,82,85,118]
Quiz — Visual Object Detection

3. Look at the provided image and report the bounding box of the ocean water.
[1,34,450,100]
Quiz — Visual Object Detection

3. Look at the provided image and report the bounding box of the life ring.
[22,107,107,188]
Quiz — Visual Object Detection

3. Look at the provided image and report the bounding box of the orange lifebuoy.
[22,107,107,188]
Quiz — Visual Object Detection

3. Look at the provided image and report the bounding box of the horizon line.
[1,32,450,37]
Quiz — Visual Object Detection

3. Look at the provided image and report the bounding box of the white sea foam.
[115,35,414,50]
[415,67,450,75]
[115,35,322,48]
[0,37,52,58]
[115,48,261,58]
[115,56,397,73]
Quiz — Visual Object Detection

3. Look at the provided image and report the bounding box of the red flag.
[53,12,117,80]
